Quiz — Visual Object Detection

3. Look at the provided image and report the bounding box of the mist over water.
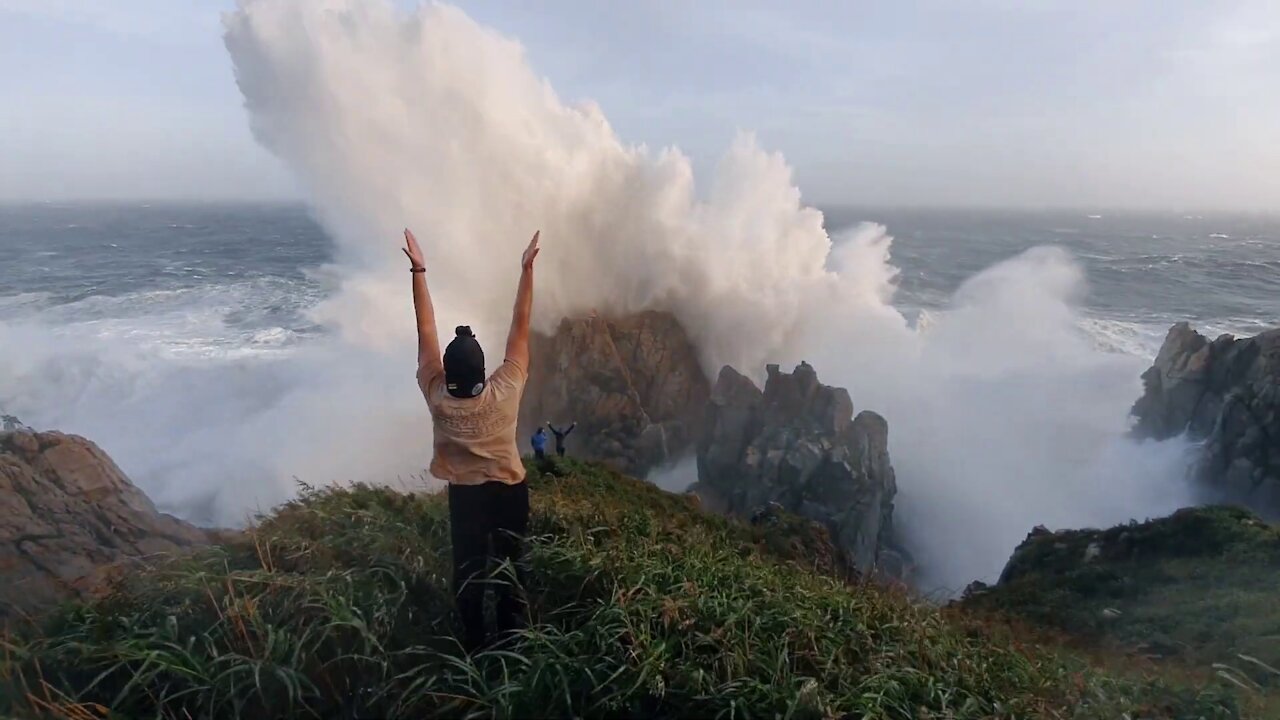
[7,0,1261,590]
[217,0,1202,590]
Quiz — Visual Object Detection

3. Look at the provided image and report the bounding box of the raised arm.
[505,231,540,369]
[403,228,443,385]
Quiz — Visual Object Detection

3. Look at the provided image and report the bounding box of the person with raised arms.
[403,227,540,653]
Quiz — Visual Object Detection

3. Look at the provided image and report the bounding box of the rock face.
[0,430,211,622]
[1131,322,1280,515]
[693,361,900,576]
[521,314,904,577]
[521,311,710,476]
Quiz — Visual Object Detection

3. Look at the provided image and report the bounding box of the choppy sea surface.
[3,203,1275,366]
[825,206,1279,357]
[0,202,1276,528]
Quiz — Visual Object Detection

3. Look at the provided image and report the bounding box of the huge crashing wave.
[0,0,1198,591]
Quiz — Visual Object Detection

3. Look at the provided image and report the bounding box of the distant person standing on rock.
[531,426,548,460]
[546,420,577,457]
[404,226,541,654]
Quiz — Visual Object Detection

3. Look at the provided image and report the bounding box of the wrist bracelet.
[410,267,426,273]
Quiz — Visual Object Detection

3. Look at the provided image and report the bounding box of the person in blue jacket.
[531,426,549,460]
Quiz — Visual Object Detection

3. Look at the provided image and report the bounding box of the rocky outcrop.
[959,507,1280,673]
[0,430,212,622]
[521,311,710,475]
[520,315,903,576]
[986,506,1277,589]
[692,361,902,576]
[1131,322,1280,515]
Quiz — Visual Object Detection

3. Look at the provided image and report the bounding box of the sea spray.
[0,0,1199,590]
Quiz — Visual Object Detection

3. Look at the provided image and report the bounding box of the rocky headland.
[0,429,214,623]
[1131,322,1280,516]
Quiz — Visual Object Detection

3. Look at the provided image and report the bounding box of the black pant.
[534,449,546,460]
[555,446,565,457]
[448,481,529,652]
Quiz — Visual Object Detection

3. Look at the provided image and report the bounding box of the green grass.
[0,459,1257,719]
[959,506,1280,707]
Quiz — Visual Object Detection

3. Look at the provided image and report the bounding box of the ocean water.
[4,203,1274,366]
[826,207,1280,356]
[0,203,327,360]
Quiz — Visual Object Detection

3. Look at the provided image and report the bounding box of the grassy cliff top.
[959,505,1280,699]
[1,460,1257,719]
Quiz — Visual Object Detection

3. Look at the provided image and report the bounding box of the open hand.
[402,228,425,269]
[522,230,541,271]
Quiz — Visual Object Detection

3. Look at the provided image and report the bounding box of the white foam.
[216,0,1205,590]
[0,292,54,315]
[1076,317,1168,358]
[7,279,318,357]
[0,0,1202,590]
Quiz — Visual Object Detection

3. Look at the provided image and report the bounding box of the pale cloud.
[0,0,214,38]
[1,0,1277,209]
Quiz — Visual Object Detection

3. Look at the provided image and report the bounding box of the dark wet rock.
[1131,322,1280,516]
[692,361,905,577]
[521,311,710,476]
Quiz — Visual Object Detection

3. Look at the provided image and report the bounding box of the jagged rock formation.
[0,430,212,622]
[520,314,905,576]
[692,361,902,576]
[521,311,710,476]
[1131,322,1280,515]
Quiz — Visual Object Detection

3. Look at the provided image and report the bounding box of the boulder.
[0,430,212,623]
[1131,322,1280,516]
[692,362,902,576]
[521,311,710,475]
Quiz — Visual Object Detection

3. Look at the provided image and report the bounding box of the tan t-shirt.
[420,359,528,485]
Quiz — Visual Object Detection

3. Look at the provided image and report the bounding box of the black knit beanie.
[443,326,486,398]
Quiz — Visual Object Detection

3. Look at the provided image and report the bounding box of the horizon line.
[2,197,1278,218]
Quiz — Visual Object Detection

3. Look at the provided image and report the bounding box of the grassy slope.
[0,460,1255,719]
[959,506,1280,700]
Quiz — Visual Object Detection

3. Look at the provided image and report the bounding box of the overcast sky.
[1,0,1277,210]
